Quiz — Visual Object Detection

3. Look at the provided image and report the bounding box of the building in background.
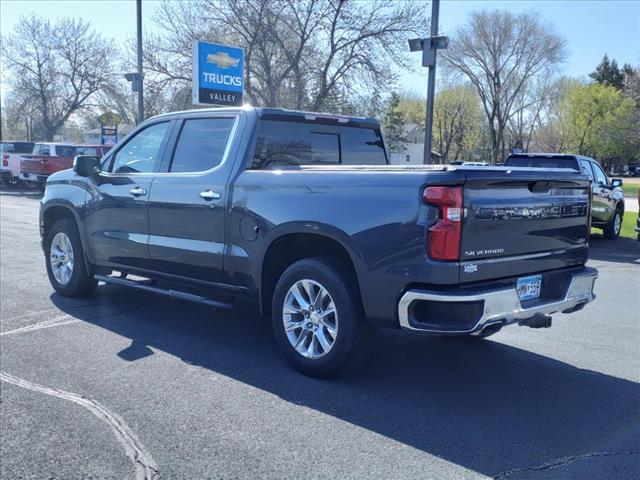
[388,122,441,165]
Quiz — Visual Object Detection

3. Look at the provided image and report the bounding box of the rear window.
[504,155,579,170]
[77,147,99,156]
[1,142,34,154]
[251,120,387,169]
[54,145,78,158]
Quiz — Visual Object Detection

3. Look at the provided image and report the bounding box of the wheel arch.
[41,201,93,275]
[259,230,364,317]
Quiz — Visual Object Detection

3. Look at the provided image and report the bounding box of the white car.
[1,141,34,185]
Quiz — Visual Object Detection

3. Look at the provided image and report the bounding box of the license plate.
[516,275,542,301]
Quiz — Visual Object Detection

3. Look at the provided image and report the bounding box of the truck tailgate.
[459,168,591,283]
[21,155,71,176]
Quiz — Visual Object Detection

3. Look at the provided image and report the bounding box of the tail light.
[423,186,463,261]
[2,154,8,167]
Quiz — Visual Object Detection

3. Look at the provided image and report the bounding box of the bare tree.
[1,15,117,140]
[143,0,423,111]
[441,10,567,162]
[506,76,553,152]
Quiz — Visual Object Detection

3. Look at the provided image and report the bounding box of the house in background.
[388,122,441,165]
[82,124,134,145]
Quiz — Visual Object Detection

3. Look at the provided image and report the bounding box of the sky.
[1,0,639,96]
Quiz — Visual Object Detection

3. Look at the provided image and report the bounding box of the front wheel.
[603,209,622,239]
[45,218,97,297]
[271,257,371,378]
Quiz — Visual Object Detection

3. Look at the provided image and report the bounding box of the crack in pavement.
[494,450,640,479]
[1,303,159,479]
[1,372,159,480]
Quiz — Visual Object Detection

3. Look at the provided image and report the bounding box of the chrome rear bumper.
[398,269,598,334]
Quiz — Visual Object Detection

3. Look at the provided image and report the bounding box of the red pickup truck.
[21,144,111,188]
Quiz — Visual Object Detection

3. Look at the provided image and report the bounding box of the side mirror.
[73,155,101,182]
[611,178,623,188]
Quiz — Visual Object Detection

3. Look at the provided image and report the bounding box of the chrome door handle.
[200,190,221,201]
[129,187,147,196]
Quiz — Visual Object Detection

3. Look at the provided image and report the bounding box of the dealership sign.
[192,40,244,106]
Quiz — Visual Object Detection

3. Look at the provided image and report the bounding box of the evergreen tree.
[590,54,625,89]
[382,92,407,153]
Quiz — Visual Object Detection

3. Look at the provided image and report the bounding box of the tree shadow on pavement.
[51,286,640,479]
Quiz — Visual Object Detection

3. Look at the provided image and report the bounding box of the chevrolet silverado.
[40,107,598,377]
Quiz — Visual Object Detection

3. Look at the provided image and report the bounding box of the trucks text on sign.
[192,40,244,106]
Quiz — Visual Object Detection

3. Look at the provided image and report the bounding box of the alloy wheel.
[50,232,74,285]
[282,279,338,359]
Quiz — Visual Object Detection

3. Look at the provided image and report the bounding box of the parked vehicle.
[462,161,489,166]
[40,108,598,377]
[21,143,79,189]
[76,145,112,158]
[1,141,34,185]
[21,144,111,189]
[625,163,640,177]
[504,153,625,239]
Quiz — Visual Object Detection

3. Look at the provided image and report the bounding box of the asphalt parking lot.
[1,186,639,480]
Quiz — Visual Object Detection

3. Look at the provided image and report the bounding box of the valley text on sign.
[192,40,244,106]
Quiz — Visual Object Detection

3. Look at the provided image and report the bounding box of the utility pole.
[423,0,439,164]
[136,0,144,124]
[408,0,447,164]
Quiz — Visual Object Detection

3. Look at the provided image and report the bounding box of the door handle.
[129,186,147,197]
[200,190,221,201]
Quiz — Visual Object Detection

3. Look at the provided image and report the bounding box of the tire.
[271,257,371,378]
[603,208,623,239]
[45,218,97,297]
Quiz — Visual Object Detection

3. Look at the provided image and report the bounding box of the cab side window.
[169,118,235,173]
[110,122,170,174]
[36,144,50,156]
[591,162,608,185]
[578,159,594,180]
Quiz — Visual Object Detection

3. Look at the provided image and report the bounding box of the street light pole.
[423,0,440,164]
[136,0,144,124]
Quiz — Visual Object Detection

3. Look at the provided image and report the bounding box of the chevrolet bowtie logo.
[206,52,240,68]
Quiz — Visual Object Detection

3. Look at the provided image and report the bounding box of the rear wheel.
[45,218,97,297]
[271,257,371,378]
[603,209,622,239]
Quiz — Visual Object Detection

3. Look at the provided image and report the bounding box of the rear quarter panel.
[228,168,462,324]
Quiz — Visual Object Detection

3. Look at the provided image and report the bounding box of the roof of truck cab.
[150,106,379,127]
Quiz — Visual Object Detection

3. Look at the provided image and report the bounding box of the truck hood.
[47,168,75,183]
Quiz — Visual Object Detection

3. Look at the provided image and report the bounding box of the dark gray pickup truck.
[40,107,597,376]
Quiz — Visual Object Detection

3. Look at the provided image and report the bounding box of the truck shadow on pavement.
[588,236,639,265]
[51,287,640,479]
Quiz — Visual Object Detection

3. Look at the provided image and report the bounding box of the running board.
[94,274,232,310]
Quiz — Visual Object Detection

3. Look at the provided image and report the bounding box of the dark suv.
[504,153,625,239]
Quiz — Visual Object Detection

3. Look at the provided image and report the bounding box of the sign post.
[98,112,122,146]
[192,40,244,107]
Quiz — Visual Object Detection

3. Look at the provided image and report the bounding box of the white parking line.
[1,372,159,480]
[0,315,79,336]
